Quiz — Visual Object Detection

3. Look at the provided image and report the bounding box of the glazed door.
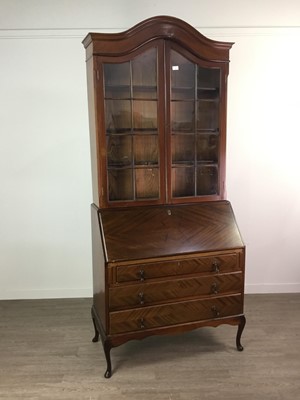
[99,41,165,207]
[167,44,226,203]
[97,40,227,207]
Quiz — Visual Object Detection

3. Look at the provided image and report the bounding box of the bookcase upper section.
[83,16,233,208]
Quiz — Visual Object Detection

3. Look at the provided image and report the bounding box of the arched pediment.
[83,15,233,63]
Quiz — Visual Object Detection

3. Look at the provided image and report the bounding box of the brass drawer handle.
[139,318,145,329]
[212,261,220,273]
[138,269,145,281]
[211,306,220,317]
[138,292,145,305]
[211,282,219,294]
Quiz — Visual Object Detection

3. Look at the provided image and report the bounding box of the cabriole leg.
[104,341,112,378]
[91,312,99,343]
[90,307,112,378]
[236,315,246,351]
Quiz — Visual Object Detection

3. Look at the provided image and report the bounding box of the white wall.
[1,0,300,299]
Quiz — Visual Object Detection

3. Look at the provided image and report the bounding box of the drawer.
[109,272,243,310]
[109,294,243,334]
[115,253,240,283]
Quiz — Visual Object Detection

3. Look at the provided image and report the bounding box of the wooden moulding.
[82,15,233,62]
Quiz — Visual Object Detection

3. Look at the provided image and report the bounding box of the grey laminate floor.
[0,294,299,400]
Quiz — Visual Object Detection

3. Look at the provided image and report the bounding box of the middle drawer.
[109,272,243,310]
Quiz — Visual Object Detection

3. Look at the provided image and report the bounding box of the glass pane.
[197,88,219,100]
[196,134,218,162]
[135,168,159,199]
[172,167,195,197]
[172,134,194,164]
[169,51,221,200]
[105,100,132,133]
[197,66,220,90]
[133,100,157,130]
[171,101,194,132]
[104,63,130,98]
[104,46,161,204]
[196,165,218,195]
[108,169,133,201]
[197,100,218,131]
[171,51,195,100]
[132,48,157,99]
[197,66,219,130]
[134,135,158,165]
[107,135,132,167]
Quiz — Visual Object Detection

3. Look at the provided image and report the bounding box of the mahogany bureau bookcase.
[83,16,246,378]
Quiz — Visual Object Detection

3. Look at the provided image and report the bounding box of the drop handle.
[139,269,145,281]
[138,292,145,305]
[139,318,145,329]
[211,306,220,317]
[211,282,219,294]
[212,261,220,273]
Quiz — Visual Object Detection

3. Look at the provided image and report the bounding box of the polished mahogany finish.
[83,16,245,378]
[83,16,232,62]
[83,15,233,209]
[100,201,243,261]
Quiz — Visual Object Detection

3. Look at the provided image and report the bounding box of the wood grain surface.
[100,201,244,262]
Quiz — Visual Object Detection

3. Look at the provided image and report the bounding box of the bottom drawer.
[109,294,242,334]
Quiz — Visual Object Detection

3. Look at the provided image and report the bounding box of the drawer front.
[109,294,243,334]
[109,272,243,310]
[116,253,240,283]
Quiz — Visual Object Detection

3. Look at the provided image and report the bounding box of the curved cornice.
[83,16,234,63]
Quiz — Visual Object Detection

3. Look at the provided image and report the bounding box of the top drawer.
[115,252,241,283]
